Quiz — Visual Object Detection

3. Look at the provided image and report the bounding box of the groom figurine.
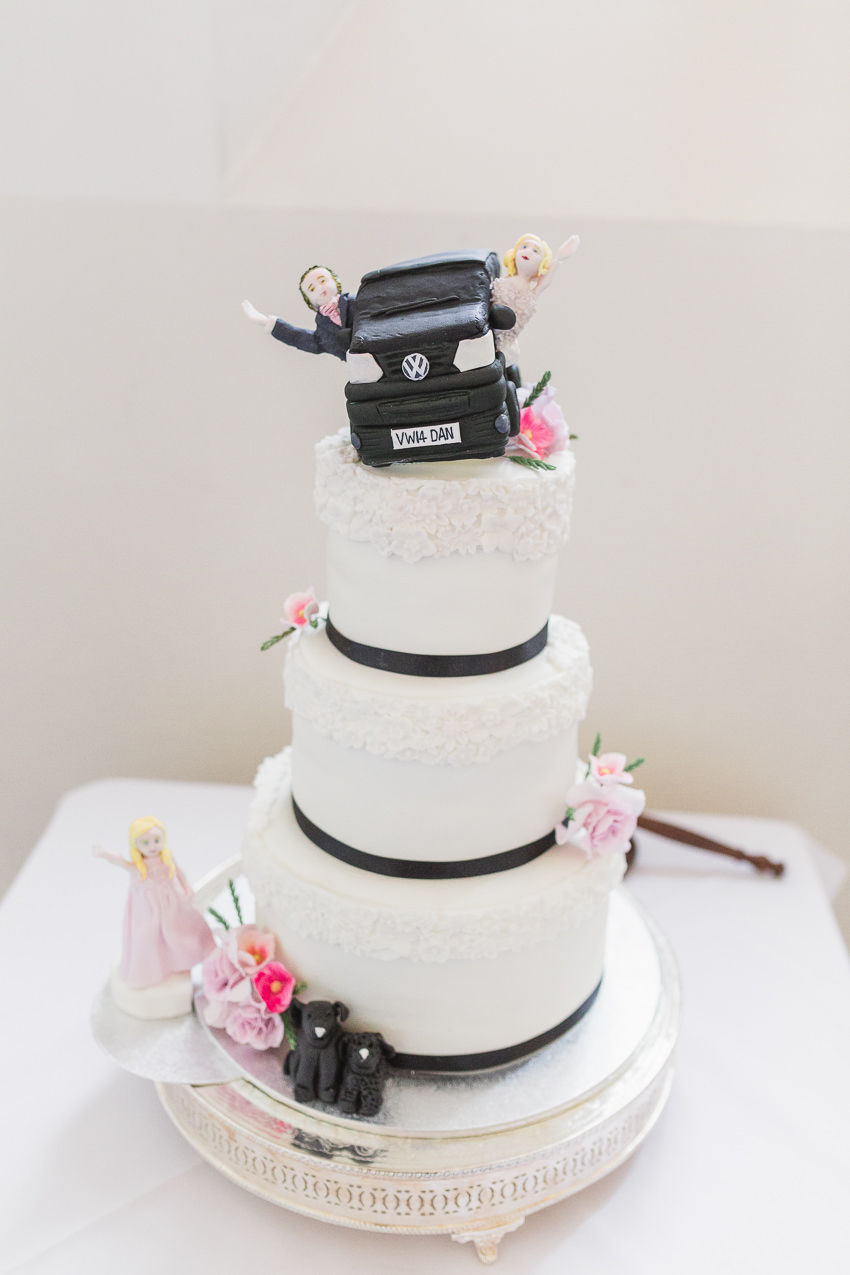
[242,265,354,361]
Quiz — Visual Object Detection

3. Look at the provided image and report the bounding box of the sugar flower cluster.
[556,748,646,858]
[201,924,295,1050]
[507,381,571,462]
[283,590,320,628]
[262,589,326,652]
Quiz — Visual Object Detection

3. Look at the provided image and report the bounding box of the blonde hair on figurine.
[503,234,553,278]
[128,815,175,881]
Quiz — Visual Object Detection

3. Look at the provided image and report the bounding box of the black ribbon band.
[292,797,556,880]
[392,981,602,1073]
[325,616,549,678]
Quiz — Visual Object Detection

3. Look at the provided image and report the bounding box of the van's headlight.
[346,351,384,383]
[453,330,495,373]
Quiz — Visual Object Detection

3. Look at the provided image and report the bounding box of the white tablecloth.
[3,778,850,1274]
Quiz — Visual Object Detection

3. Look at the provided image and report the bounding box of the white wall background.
[2,1,849,933]
[2,0,849,223]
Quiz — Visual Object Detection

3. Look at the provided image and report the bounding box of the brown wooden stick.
[636,815,785,877]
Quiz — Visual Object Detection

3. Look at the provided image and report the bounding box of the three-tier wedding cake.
[242,428,627,1070]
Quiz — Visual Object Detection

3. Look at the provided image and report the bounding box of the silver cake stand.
[93,858,680,1264]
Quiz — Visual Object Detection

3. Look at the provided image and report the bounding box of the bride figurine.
[94,816,215,1019]
[491,233,580,368]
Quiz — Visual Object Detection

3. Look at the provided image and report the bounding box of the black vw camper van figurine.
[344,251,519,466]
[244,249,520,466]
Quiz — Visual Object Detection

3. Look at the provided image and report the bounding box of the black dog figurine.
[337,1032,395,1117]
[284,999,349,1104]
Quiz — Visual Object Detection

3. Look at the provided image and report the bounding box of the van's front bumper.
[345,362,511,464]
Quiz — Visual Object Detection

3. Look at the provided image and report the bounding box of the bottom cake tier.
[242,750,625,1067]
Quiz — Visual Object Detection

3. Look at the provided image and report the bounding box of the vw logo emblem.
[402,352,429,381]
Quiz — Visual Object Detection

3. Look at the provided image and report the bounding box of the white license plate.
[390,422,461,450]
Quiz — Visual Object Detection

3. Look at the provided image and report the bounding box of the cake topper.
[242,264,354,361]
[345,250,519,466]
[93,816,215,1019]
[491,233,580,370]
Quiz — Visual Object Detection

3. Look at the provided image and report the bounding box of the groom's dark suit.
[270,293,355,361]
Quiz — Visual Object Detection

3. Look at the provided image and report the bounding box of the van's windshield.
[352,261,494,353]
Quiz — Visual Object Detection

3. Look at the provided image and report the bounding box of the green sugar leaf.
[624,757,646,772]
[207,906,229,931]
[562,806,575,825]
[228,878,244,926]
[281,1008,297,1051]
[524,369,552,408]
[293,981,307,995]
[261,626,295,651]
[508,455,557,472]
[591,733,602,757]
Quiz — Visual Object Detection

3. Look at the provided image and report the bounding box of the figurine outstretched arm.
[533,235,580,297]
[242,299,275,329]
[92,844,134,871]
[242,298,321,354]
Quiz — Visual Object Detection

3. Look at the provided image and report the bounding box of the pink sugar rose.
[590,753,633,785]
[557,779,646,858]
[283,589,319,628]
[254,961,295,1013]
[510,384,570,459]
[234,927,276,970]
[203,926,276,1003]
[517,406,555,457]
[202,945,250,1004]
[201,995,234,1029]
[220,925,275,975]
[226,998,284,1050]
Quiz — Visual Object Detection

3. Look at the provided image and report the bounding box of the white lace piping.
[244,749,624,964]
[284,615,591,766]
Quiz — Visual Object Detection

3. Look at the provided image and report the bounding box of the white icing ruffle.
[243,751,624,964]
[314,429,575,564]
[284,615,592,766]
[250,751,292,835]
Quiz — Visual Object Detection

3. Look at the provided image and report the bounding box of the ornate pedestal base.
[151,873,680,1263]
[92,859,679,1262]
[159,1057,673,1262]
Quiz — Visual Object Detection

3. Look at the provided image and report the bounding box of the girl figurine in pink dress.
[94,816,215,1018]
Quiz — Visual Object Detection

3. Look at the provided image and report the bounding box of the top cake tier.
[315,430,576,658]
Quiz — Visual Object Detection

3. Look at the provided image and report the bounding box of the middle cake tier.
[284,613,592,868]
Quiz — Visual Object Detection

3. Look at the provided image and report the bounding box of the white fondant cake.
[244,749,623,1056]
[285,614,590,861]
[317,428,575,654]
[242,430,623,1067]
